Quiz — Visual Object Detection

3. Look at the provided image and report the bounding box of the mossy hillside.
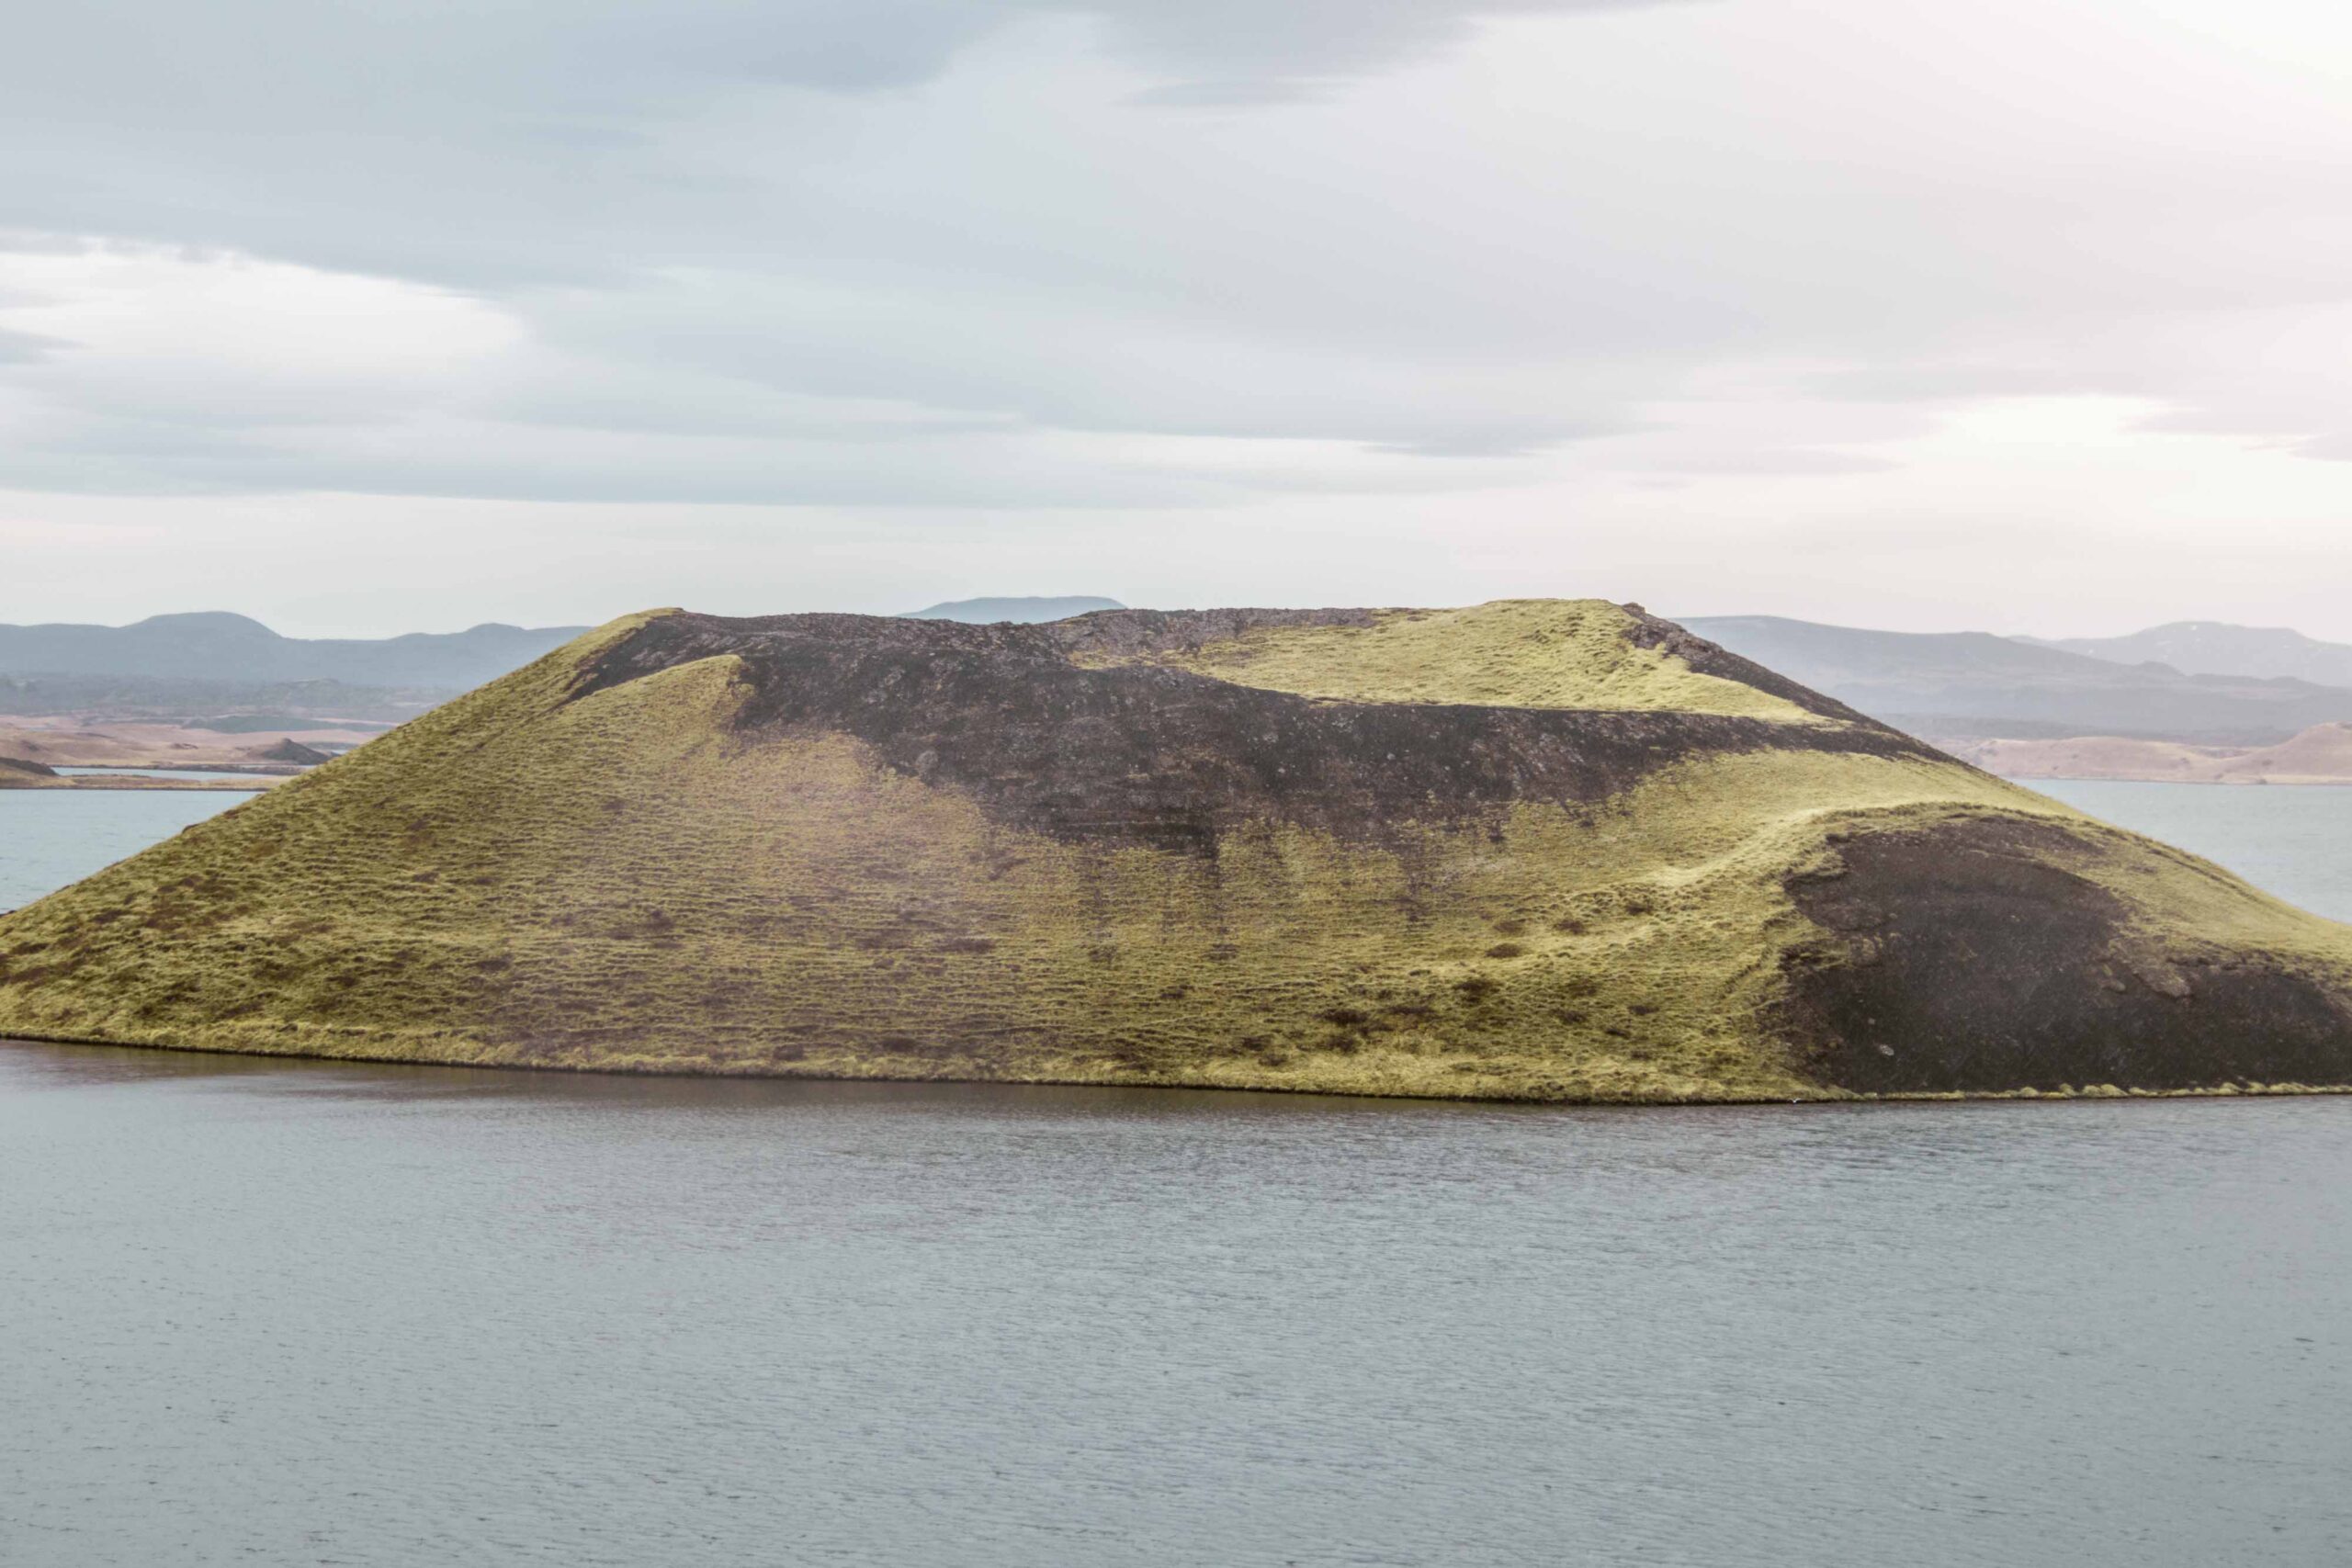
[1080,599,1825,721]
[4,605,2348,1100]
[0,615,718,1057]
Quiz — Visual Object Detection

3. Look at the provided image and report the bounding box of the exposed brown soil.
[573,609,1938,852]
[0,722,326,773]
[1780,816,2352,1092]
[1949,723,2352,784]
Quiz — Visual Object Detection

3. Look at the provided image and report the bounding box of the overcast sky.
[5,0,2351,637]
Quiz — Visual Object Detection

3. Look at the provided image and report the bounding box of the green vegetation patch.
[1104,599,1825,721]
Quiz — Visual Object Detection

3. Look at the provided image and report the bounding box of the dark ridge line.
[1618,604,1885,727]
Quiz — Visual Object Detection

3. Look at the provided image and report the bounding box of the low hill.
[0,671,441,725]
[1681,615,2352,745]
[0,723,329,772]
[3,599,2347,1100]
[1953,722,2352,785]
[901,595,1125,623]
[2029,622,2352,685]
[2222,722,2352,783]
[0,612,587,688]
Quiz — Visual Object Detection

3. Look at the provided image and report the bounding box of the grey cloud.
[0,0,1708,501]
[1095,1,1675,101]
[0,423,1234,508]
[1619,449,1902,477]
[9,3,1669,126]
[1807,365,2158,405]
[4,0,2351,514]
[0,328,62,364]
[1369,420,1632,458]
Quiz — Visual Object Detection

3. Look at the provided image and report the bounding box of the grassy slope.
[3,605,2347,1100]
[1080,599,1824,719]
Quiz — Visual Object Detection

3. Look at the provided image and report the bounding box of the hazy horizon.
[5,602,2352,649]
[8,0,2352,639]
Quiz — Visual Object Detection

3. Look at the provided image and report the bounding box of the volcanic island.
[3,600,2347,1100]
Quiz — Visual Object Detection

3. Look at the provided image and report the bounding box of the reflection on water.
[5,1041,2349,1567]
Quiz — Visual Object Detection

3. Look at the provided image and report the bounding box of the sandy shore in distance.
[1940,723,2352,784]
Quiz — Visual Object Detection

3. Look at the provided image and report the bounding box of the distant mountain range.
[0,672,430,725]
[2020,622,2352,686]
[901,595,1125,624]
[0,612,589,689]
[10,603,2352,750]
[1679,615,2352,745]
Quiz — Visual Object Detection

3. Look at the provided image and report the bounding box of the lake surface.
[4,784,2350,1565]
[2032,779,2352,922]
[53,765,281,782]
[0,786,246,911]
[4,1048,2349,1567]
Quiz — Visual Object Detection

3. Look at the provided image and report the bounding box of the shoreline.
[1992,772,2352,787]
[1943,724,2352,785]
[1,773,274,791]
[4,1029,2345,1107]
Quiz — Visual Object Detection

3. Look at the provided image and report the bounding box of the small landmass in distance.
[1687,615,2352,781]
[0,611,588,781]
[1949,723,2352,785]
[901,595,1125,624]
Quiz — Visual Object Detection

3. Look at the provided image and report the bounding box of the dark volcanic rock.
[573,609,1936,852]
[1781,817,2352,1092]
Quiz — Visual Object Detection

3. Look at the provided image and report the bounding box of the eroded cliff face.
[3,600,2347,1100]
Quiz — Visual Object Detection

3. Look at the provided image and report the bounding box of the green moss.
[1093,599,1823,721]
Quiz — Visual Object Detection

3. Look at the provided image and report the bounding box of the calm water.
[2033,780,2352,922]
[5,1048,2350,1567]
[4,784,2350,1565]
[53,765,281,782]
[0,787,246,911]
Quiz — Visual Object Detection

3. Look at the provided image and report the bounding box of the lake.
[4,783,2350,1565]
[0,786,252,912]
[53,765,282,782]
[2032,779,2352,922]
